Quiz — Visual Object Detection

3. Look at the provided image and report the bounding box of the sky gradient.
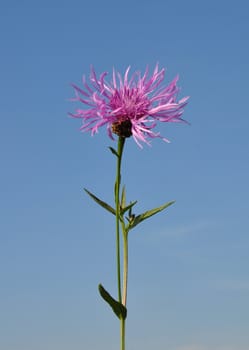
[1,0,249,349]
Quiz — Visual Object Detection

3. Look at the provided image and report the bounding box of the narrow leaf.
[121,186,126,209]
[121,200,137,215]
[129,200,175,230]
[98,284,127,320]
[109,146,119,157]
[84,188,116,215]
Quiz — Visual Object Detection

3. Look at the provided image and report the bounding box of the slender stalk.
[115,137,125,304]
[121,227,128,350]
[115,137,127,350]
[120,317,125,350]
[122,233,128,307]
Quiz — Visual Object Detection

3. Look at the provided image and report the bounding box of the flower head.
[70,64,189,147]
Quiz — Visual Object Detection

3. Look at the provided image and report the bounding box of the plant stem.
[120,316,125,350]
[115,137,125,304]
[122,233,128,307]
[121,228,128,350]
[115,137,127,350]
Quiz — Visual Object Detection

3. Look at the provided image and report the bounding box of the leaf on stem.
[121,186,126,208]
[109,146,119,157]
[84,188,115,215]
[128,200,175,230]
[121,200,137,215]
[98,284,127,320]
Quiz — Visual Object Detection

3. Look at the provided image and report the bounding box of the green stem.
[115,137,127,350]
[121,228,128,350]
[122,232,128,307]
[120,317,125,350]
[115,137,125,304]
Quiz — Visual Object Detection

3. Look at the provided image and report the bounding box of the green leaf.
[84,188,116,216]
[121,186,126,208]
[128,200,175,230]
[121,200,137,215]
[98,284,127,320]
[109,146,119,157]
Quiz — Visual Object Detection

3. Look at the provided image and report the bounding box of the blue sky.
[0,0,249,349]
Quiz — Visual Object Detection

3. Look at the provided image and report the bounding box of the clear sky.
[0,0,249,349]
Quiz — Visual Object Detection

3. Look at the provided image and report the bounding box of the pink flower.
[70,64,189,147]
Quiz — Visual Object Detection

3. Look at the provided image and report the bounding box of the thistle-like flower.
[70,64,189,146]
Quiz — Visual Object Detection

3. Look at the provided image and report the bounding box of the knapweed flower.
[70,64,189,147]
